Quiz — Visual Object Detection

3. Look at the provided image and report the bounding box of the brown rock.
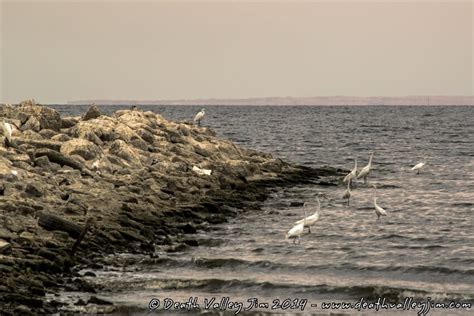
[60,139,101,161]
[82,105,101,121]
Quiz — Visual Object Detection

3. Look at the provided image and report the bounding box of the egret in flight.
[294,197,321,233]
[357,152,374,184]
[411,158,427,175]
[1,119,13,147]
[343,158,357,186]
[193,109,205,126]
[372,185,387,220]
[286,205,307,244]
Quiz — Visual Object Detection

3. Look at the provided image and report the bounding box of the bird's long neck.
[347,181,350,191]
[368,153,373,165]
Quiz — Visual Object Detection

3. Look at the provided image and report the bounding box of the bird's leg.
[364,176,367,184]
[417,170,420,175]
[347,198,350,206]
[308,226,311,233]
[293,238,296,244]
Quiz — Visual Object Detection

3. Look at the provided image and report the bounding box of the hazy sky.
[1,1,472,104]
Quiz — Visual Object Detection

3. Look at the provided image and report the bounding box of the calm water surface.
[51,105,474,315]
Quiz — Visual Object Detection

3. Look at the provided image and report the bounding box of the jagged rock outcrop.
[0,101,345,315]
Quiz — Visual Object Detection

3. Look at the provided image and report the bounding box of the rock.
[51,134,71,142]
[38,129,57,139]
[34,155,52,169]
[109,140,142,163]
[82,105,101,121]
[25,183,43,197]
[60,139,101,161]
[180,223,197,234]
[17,103,62,131]
[61,117,78,129]
[21,116,41,132]
[87,296,113,305]
[0,240,12,254]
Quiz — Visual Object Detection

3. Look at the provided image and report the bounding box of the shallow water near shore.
[50,105,473,314]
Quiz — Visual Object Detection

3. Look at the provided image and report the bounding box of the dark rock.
[87,296,113,305]
[82,105,101,121]
[180,223,197,234]
[34,156,51,169]
[74,298,87,306]
[182,239,199,247]
[25,183,43,197]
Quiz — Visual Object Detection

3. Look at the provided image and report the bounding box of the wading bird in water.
[294,196,321,233]
[342,180,351,206]
[286,205,307,244]
[411,158,427,175]
[357,152,374,184]
[372,185,387,220]
[343,158,357,187]
[193,109,205,126]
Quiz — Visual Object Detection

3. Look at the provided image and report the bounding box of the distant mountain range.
[68,96,474,106]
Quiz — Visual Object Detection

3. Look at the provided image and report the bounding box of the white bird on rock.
[372,185,387,220]
[357,152,374,184]
[193,109,205,126]
[343,158,357,186]
[411,158,427,175]
[294,197,321,233]
[286,206,307,244]
[1,119,13,147]
[192,165,212,176]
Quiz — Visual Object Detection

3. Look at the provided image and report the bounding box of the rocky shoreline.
[0,101,344,314]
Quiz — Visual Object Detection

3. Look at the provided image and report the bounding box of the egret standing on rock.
[294,197,321,233]
[193,109,205,126]
[343,158,357,186]
[357,152,374,184]
[411,158,427,175]
[372,185,387,220]
[286,205,307,244]
[1,119,13,147]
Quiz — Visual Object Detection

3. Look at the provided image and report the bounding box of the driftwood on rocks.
[37,212,83,239]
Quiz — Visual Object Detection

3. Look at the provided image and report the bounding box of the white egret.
[286,206,307,244]
[342,180,351,206]
[294,198,320,233]
[343,158,357,186]
[1,119,13,147]
[372,185,387,220]
[411,158,426,175]
[357,152,374,184]
[193,109,205,126]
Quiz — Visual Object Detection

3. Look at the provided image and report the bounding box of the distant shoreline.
[67,96,474,106]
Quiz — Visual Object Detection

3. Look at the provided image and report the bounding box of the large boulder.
[60,139,101,161]
[17,103,62,131]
